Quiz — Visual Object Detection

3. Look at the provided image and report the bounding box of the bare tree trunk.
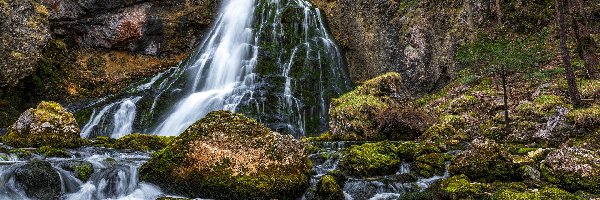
[572,0,599,78]
[495,0,502,28]
[501,65,509,125]
[556,0,583,108]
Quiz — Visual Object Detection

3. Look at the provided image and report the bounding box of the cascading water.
[76,0,352,139]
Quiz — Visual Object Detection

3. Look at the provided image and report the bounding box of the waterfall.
[76,0,352,138]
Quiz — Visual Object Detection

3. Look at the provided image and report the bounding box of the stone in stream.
[139,110,312,199]
[1,101,86,148]
[14,159,61,200]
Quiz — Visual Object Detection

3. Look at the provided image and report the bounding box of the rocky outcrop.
[0,0,51,87]
[541,147,600,193]
[139,111,312,199]
[14,159,62,200]
[2,101,84,148]
[310,0,497,93]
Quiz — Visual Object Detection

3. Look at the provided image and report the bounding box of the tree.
[456,34,548,125]
[570,0,599,79]
[555,0,583,108]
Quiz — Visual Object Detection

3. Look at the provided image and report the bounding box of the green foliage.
[456,33,550,77]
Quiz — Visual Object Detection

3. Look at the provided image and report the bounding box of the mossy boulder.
[493,187,584,200]
[449,138,520,182]
[566,105,600,132]
[439,175,489,199]
[14,159,61,200]
[339,142,400,177]
[540,147,600,193]
[112,133,173,152]
[139,111,312,199]
[56,160,94,182]
[316,175,344,200]
[2,101,86,148]
[419,115,469,151]
[415,153,446,177]
[329,72,428,141]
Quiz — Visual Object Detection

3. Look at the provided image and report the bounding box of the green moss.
[339,142,400,177]
[579,79,600,99]
[419,115,468,151]
[493,187,584,200]
[415,153,446,177]
[36,146,69,158]
[532,95,570,115]
[329,91,389,141]
[440,175,489,199]
[316,175,344,200]
[1,101,89,148]
[139,111,312,199]
[74,163,94,182]
[112,133,173,152]
[566,105,600,132]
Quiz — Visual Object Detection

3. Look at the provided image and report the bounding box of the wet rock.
[0,0,51,87]
[57,160,94,182]
[541,147,600,193]
[2,101,85,148]
[414,153,446,177]
[139,110,312,199]
[316,175,344,200]
[14,159,61,200]
[449,138,520,182]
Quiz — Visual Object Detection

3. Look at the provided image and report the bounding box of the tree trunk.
[495,0,503,28]
[556,0,583,108]
[571,0,599,79]
[501,65,509,125]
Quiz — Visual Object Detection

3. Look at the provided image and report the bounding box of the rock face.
[14,159,61,200]
[139,110,312,199]
[309,0,494,93]
[0,0,51,87]
[2,101,82,148]
[541,147,600,193]
[449,138,519,182]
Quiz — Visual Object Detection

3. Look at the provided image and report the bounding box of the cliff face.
[0,0,219,128]
[310,0,496,94]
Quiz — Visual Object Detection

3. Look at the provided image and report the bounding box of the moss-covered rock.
[329,72,428,141]
[415,153,446,177]
[14,159,61,200]
[566,105,600,132]
[316,175,344,200]
[56,160,94,182]
[339,142,400,177]
[449,138,520,182]
[36,146,70,158]
[1,101,87,148]
[540,147,600,193]
[493,187,584,200]
[112,133,173,152]
[139,111,312,199]
[419,115,469,151]
[439,175,490,199]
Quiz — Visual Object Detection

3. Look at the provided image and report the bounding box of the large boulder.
[139,111,312,199]
[449,138,519,182]
[2,101,83,148]
[329,72,432,141]
[14,159,61,200]
[541,147,600,193]
[0,0,51,87]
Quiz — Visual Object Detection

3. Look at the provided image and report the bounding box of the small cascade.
[305,141,451,200]
[75,0,352,139]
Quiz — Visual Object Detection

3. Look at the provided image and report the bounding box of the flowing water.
[76,0,352,139]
